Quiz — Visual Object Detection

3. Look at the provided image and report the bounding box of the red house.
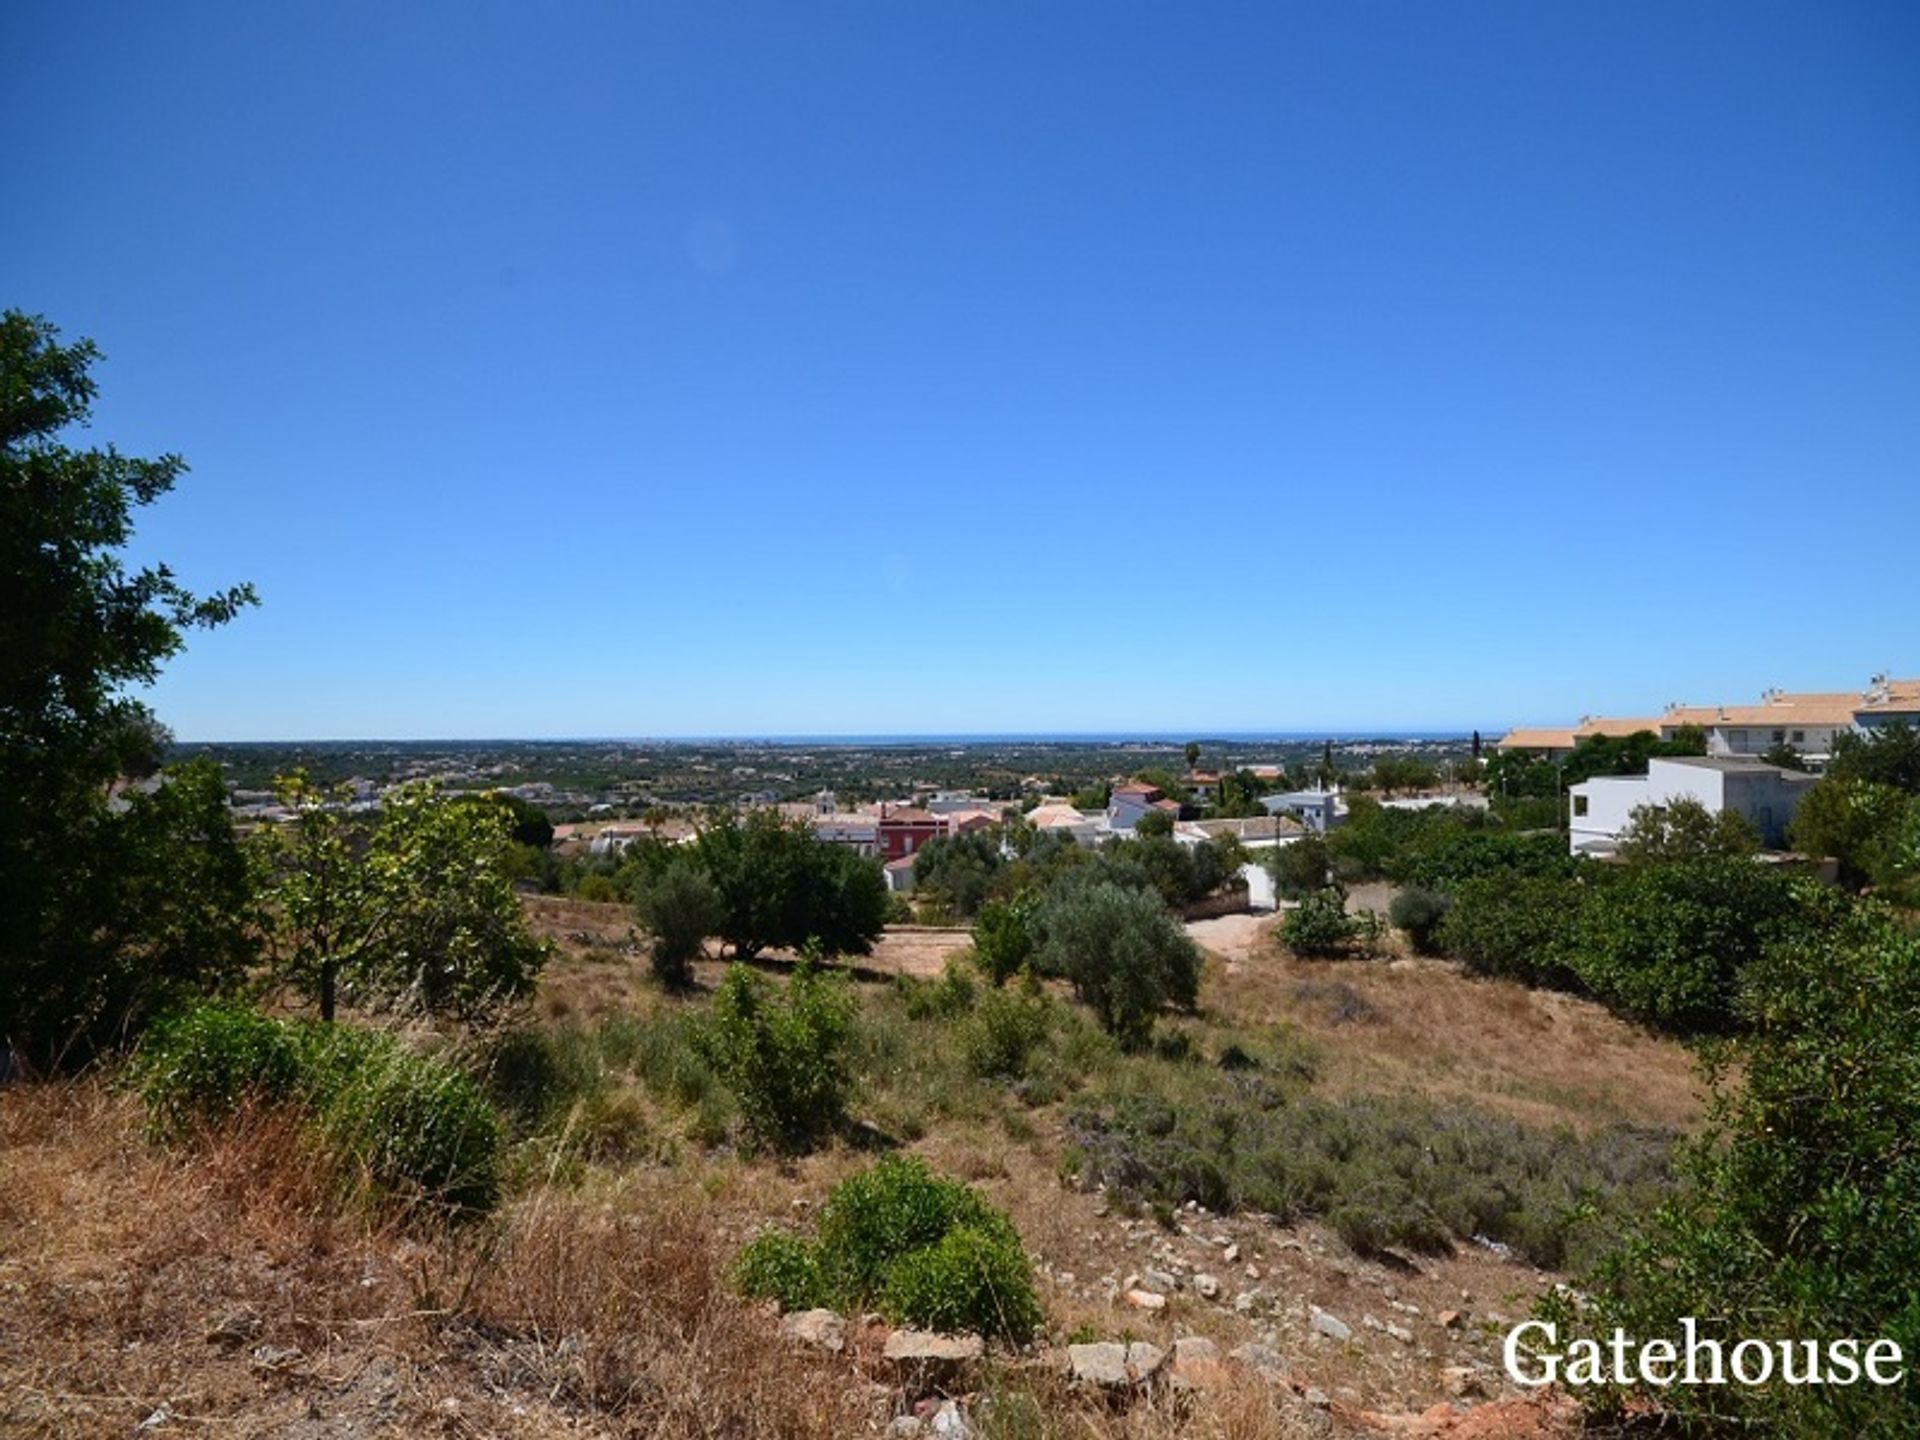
[877,806,943,862]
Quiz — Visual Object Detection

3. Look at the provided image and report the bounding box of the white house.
[1260,789,1343,833]
[1567,756,1818,856]
[1660,692,1861,768]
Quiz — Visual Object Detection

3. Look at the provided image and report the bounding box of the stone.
[1223,1243,1240,1263]
[250,1345,301,1370]
[1228,1341,1285,1377]
[1303,1387,1331,1410]
[1068,1340,1166,1390]
[1172,1336,1219,1365]
[203,1309,261,1349]
[888,1418,926,1438]
[929,1399,971,1439]
[1310,1308,1352,1343]
[884,1330,984,1368]
[1192,1272,1221,1300]
[1245,1264,1262,1280]
[781,1308,847,1353]
[1385,1322,1414,1345]
[1139,1268,1178,1295]
[1124,1288,1166,1311]
[1437,1309,1464,1329]
[1233,1290,1256,1314]
[1441,1366,1485,1399]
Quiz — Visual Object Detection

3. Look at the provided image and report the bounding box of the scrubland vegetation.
[6,309,1920,1435]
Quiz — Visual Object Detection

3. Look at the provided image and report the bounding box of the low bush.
[1388,887,1452,953]
[958,983,1055,1080]
[733,1231,830,1312]
[879,1222,1044,1342]
[1032,878,1200,1047]
[1067,1074,1673,1270]
[698,959,856,1154]
[133,1003,304,1139]
[1435,872,1583,988]
[1280,889,1373,958]
[134,1002,504,1214]
[898,964,977,1021]
[970,896,1036,985]
[633,858,721,988]
[739,1155,1040,1342]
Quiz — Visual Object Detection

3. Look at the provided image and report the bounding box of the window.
[1772,730,1786,743]
[1793,730,1805,743]
[1573,795,1589,817]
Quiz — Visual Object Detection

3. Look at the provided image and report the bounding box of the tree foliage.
[699,958,856,1153]
[1032,879,1200,1047]
[255,774,548,1024]
[1,311,258,1063]
[693,809,888,958]
[1560,905,1920,1435]
[1614,797,1759,865]
[633,857,721,988]
[1789,776,1911,890]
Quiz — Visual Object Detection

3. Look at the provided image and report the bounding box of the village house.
[877,805,943,861]
[1566,756,1818,856]
[1107,781,1180,836]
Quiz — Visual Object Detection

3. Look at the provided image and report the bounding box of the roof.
[1112,781,1161,797]
[1575,716,1666,739]
[878,807,939,825]
[1497,727,1578,750]
[1666,700,1861,728]
[1027,804,1091,828]
[883,855,918,872]
[1185,770,1222,784]
[1656,756,1820,779]
[1858,678,1920,715]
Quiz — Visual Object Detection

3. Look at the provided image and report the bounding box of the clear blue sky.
[6,2,1917,739]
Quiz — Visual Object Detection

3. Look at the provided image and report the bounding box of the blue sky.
[6,2,1917,739]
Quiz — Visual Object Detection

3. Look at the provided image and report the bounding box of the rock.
[1441,1366,1485,1399]
[1223,1243,1240,1263]
[1303,1387,1331,1410]
[1233,1290,1256,1313]
[249,1345,301,1370]
[1228,1341,1285,1377]
[1437,1309,1464,1329]
[137,1405,173,1431]
[1385,1321,1413,1345]
[1173,1336,1219,1364]
[1067,1341,1166,1390]
[203,1309,260,1349]
[1310,1308,1352,1343]
[1124,1288,1166,1311]
[1192,1272,1221,1300]
[1245,1264,1262,1280]
[888,1417,926,1438]
[929,1399,971,1439]
[781,1308,847,1353]
[1139,1268,1179,1295]
[884,1330,984,1372]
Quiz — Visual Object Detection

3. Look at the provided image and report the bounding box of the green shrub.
[633,858,722,988]
[1033,878,1200,1047]
[1281,889,1368,957]
[734,1231,830,1311]
[292,1024,504,1213]
[134,1002,504,1215]
[699,959,856,1154]
[958,983,1055,1080]
[1068,1075,1672,1270]
[816,1154,1013,1297]
[133,1002,303,1139]
[971,897,1036,985]
[739,1155,1041,1342]
[1555,903,1920,1434]
[899,963,977,1021]
[880,1223,1043,1343]
[1435,872,1583,987]
[1387,887,1452,953]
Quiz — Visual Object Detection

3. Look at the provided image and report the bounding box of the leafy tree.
[1828,721,1920,795]
[1033,879,1200,1047]
[1185,741,1201,770]
[1280,888,1375,958]
[1208,768,1268,818]
[634,857,721,988]
[970,895,1036,985]
[1266,834,1331,899]
[1614,797,1760,865]
[1,311,258,1063]
[1760,741,1808,772]
[255,774,548,1024]
[1134,808,1175,838]
[1564,858,1811,1033]
[1788,776,1910,890]
[693,809,889,958]
[910,828,1003,917]
[1559,905,1920,1435]
[1436,872,1584,988]
[1388,887,1452,953]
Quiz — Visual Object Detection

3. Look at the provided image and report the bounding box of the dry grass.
[1194,915,1704,1135]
